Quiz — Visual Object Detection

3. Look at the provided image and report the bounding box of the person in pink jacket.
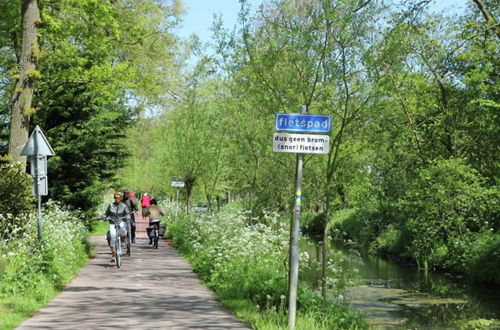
[141,193,151,218]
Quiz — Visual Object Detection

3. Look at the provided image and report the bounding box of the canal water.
[300,239,500,329]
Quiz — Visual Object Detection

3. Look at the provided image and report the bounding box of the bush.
[330,208,373,247]
[463,232,500,283]
[372,224,409,256]
[301,212,326,237]
[0,157,36,239]
[173,209,289,306]
[402,158,496,269]
[0,201,90,297]
[167,203,366,329]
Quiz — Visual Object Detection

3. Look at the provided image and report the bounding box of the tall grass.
[0,201,91,329]
[165,202,366,329]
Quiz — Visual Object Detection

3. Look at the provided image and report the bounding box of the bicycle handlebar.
[103,216,129,224]
[97,211,135,224]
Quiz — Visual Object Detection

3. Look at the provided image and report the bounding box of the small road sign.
[273,133,330,154]
[21,125,55,156]
[171,180,185,188]
[30,155,47,177]
[275,113,331,133]
[33,176,48,196]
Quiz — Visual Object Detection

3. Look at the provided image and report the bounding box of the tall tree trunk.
[8,0,40,166]
[184,176,195,213]
[205,193,212,214]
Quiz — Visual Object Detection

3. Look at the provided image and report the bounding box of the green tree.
[0,0,21,154]
[24,0,183,214]
[0,156,36,239]
[453,1,499,183]
[7,0,40,166]
[403,159,497,270]
[349,1,499,277]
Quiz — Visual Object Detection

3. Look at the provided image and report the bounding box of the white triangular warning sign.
[20,125,55,156]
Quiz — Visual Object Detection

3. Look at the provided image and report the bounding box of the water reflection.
[300,239,500,328]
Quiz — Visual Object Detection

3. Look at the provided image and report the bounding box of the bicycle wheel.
[126,224,131,256]
[115,237,121,268]
[154,229,159,249]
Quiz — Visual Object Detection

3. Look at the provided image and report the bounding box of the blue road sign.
[275,113,331,133]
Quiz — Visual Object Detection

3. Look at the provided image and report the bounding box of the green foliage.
[459,318,500,330]
[373,224,408,256]
[0,293,54,330]
[224,296,366,330]
[0,158,36,238]
[167,202,365,328]
[0,201,90,297]
[403,158,496,268]
[0,202,90,329]
[1,0,183,214]
[332,158,499,282]
[89,219,109,236]
[32,82,132,216]
[462,232,500,283]
[300,212,325,237]
[330,208,373,248]
[452,9,500,183]
[352,3,499,281]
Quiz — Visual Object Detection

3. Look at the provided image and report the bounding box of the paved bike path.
[16,234,249,329]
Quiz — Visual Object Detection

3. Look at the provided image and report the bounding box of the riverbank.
[301,206,500,285]
[300,238,500,329]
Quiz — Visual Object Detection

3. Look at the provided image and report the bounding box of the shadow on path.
[16,235,249,329]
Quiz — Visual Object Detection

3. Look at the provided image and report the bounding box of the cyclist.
[104,192,129,262]
[146,199,164,245]
[123,188,138,243]
[140,192,151,219]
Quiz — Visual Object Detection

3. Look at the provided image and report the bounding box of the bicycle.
[114,220,123,268]
[120,211,134,257]
[125,217,132,257]
[106,216,128,268]
[148,219,161,249]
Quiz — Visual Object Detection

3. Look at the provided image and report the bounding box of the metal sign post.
[287,105,306,328]
[273,106,332,329]
[176,189,179,218]
[171,178,185,219]
[21,125,55,241]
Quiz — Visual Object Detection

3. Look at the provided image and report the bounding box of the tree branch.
[472,0,500,39]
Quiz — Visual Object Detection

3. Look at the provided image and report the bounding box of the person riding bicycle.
[104,192,129,262]
[146,199,164,245]
[123,188,138,243]
[140,192,151,219]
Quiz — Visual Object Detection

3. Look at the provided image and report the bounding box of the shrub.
[167,203,366,328]
[463,232,500,283]
[172,209,289,306]
[0,201,90,297]
[373,224,409,256]
[330,208,373,247]
[0,157,36,239]
[301,212,326,237]
[402,158,496,269]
